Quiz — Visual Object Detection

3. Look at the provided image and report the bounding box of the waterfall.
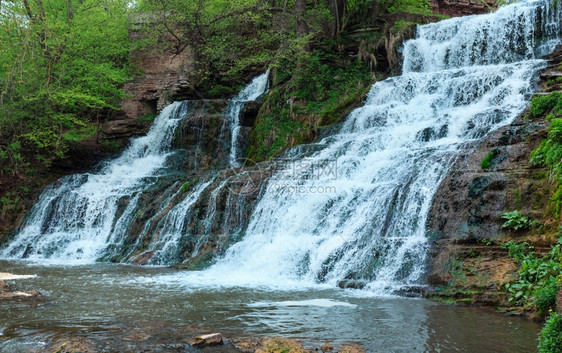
[0,102,191,262]
[224,70,270,167]
[1,0,560,293]
[188,0,560,292]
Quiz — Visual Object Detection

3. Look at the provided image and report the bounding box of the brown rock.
[256,337,309,353]
[101,118,147,140]
[558,289,562,314]
[187,333,223,347]
[338,345,366,353]
[430,0,497,17]
[0,280,9,292]
[0,289,42,300]
[46,336,97,353]
[122,330,151,341]
[321,343,334,352]
[234,337,262,352]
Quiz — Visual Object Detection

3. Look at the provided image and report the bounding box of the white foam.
[248,299,357,308]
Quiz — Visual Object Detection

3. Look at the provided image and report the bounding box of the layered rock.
[430,0,497,17]
[424,46,562,305]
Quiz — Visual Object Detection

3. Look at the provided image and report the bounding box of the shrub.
[503,239,562,313]
[535,283,560,318]
[501,210,537,231]
[529,92,562,119]
[539,313,562,353]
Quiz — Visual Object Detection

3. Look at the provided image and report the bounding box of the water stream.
[0,0,560,350]
[0,261,542,353]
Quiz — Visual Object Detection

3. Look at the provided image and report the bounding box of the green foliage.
[531,117,562,215]
[138,113,157,123]
[481,151,497,169]
[535,283,560,318]
[381,0,432,14]
[503,240,562,318]
[63,124,97,142]
[502,241,532,263]
[539,313,562,353]
[180,182,191,193]
[248,45,372,161]
[0,0,133,174]
[501,210,538,231]
[529,92,562,119]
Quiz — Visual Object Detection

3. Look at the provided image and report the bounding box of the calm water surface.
[0,260,541,353]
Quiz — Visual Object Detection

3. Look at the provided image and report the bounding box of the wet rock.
[187,333,223,347]
[102,118,148,140]
[0,272,36,280]
[0,278,43,300]
[233,337,262,352]
[256,337,309,353]
[0,290,43,300]
[337,279,366,289]
[428,45,562,244]
[240,101,261,127]
[337,345,366,353]
[123,330,151,341]
[321,343,334,352]
[45,336,97,353]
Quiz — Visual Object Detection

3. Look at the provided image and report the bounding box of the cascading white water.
[138,179,216,265]
[1,0,560,293]
[224,70,270,167]
[1,102,190,263]
[180,0,560,292]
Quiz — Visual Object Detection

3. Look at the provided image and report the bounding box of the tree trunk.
[330,0,345,38]
[294,0,308,37]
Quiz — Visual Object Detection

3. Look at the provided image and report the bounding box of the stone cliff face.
[423,46,562,307]
[430,0,497,17]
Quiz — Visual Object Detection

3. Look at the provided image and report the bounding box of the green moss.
[247,48,373,161]
[100,140,121,152]
[481,151,497,169]
[531,118,562,216]
[138,113,157,123]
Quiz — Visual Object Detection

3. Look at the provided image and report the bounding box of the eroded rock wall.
[423,46,562,307]
[430,0,497,17]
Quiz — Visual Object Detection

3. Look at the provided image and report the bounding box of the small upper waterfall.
[1,0,560,293]
[224,70,270,167]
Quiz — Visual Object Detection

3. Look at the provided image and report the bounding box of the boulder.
[187,333,223,347]
[338,345,366,353]
[256,337,309,353]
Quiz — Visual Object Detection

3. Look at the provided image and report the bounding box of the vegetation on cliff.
[0,0,133,177]
[135,0,437,161]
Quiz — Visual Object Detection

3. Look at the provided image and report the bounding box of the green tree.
[0,0,132,175]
